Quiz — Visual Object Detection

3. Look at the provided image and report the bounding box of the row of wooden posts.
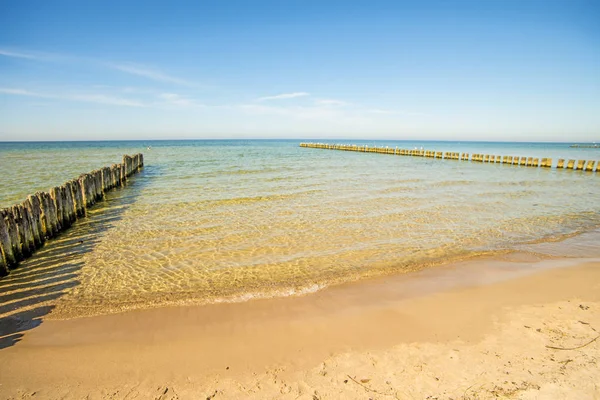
[300,143,600,172]
[0,154,144,277]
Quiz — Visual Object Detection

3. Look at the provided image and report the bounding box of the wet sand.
[1,257,599,399]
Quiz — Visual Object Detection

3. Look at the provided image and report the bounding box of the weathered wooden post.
[0,209,17,271]
[79,174,91,207]
[566,160,575,169]
[12,205,35,258]
[101,166,111,191]
[585,161,596,171]
[2,208,23,263]
[0,240,8,276]
[41,191,60,236]
[63,182,77,225]
[120,163,127,183]
[94,170,104,200]
[576,160,586,170]
[50,187,65,231]
[25,195,44,247]
[557,159,565,168]
[69,179,86,217]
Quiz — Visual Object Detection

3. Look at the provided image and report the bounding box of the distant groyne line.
[0,154,144,277]
[300,143,600,173]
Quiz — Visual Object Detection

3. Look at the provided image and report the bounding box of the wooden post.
[50,187,65,231]
[0,237,8,276]
[93,170,103,200]
[519,157,526,166]
[81,173,95,207]
[70,179,86,217]
[44,191,59,237]
[63,182,77,225]
[532,158,539,167]
[2,208,23,263]
[0,209,17,271]
[585,161,596,171]
[12,205,35,258]
[557,159,565,168]
[25,195,44,247]
[120,163,127,183]
[566,160,575,169]
[101,166,111,191]
[576,160,585,170]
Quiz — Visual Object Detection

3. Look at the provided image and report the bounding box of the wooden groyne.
[0,153,144,277]
[300,143,600,173]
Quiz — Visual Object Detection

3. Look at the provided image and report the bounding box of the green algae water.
[1,140,599,318]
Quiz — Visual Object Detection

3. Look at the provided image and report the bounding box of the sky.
[0,0,599,142]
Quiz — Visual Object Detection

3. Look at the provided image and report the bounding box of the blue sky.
[0,0,598,141]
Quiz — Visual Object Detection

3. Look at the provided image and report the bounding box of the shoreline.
[1,254,599,399]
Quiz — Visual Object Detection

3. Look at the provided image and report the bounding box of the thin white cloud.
[367,108,396,114]
[256,92,310,102]
[367,108,429,116]
[158,93,204,108]
[0,88,41,96]
[0,47,197,86]
[315,98,348,107]
[110,63,192,86]
[0,87,146,107]
[70,93,146,107]
[240,104,348,120]
[0,49,38,59]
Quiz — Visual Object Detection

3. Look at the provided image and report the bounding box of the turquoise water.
[1,140,599,318]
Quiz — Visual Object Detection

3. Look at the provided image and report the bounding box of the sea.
[1,139,599,319]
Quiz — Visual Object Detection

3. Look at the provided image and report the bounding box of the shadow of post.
[0,165,156,350]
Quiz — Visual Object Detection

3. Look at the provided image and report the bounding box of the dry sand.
[1,257,599,399]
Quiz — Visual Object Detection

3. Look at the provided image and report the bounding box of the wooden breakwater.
[0,153,144,277]
[300,143,600,172]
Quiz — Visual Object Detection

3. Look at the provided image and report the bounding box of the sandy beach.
[1,256,599,399]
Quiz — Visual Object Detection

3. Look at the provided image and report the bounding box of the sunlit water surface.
[1,140,599,318]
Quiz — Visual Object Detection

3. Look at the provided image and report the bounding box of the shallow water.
[1,140,599,318]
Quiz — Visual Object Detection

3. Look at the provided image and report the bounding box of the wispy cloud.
[110,63,193,86]
[1,47,198,86]
[240,103,351,120]
[158,93,204,108]
[0,87,146,107]
[0,49,38,59]
[0,88,40,96]
[315,98,348,107]
[367,108,428,116]
[256,92,310,102]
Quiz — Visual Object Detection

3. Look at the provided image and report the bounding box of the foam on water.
[1,140,599,319]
